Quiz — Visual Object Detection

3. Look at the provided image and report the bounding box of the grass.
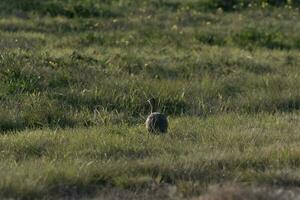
[1,113,300,199]
[0,0,300,199]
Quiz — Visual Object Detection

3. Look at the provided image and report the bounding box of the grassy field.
[0,0,300,199]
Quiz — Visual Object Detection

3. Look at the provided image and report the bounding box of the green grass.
[1,113,300,199]
[0,0,300,199]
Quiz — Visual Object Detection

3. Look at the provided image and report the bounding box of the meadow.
[0,0,300,199]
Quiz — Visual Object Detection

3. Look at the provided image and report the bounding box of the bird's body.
[145,98,168,134]
[146,112,168,133]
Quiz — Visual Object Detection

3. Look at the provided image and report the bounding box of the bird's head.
[147,97,155,105]
[147,98,157,112]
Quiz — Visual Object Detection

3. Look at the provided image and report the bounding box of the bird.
[145,98,168,134]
